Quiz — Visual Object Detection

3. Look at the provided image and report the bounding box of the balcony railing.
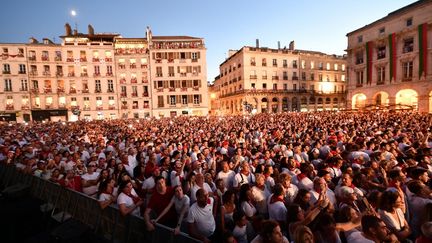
[31,88,39,93]
[130,78,137,83]
[250,62,256,66]
[44,88,52,93]
[94,89,101,93]
[156,73,163,77]
[119,64,126,69]
[141,64,148,68]
[80,57,87,62]
[105,58,112,62]
[292,76,299,80]
[55,56,62,62]
[29,56,36,61]
[131,93,138,97]
[96,106,103,110]
[56,72,63,77]
[29,71,37,76]
[21,105,30,110]
[130,64,136,69]
[68,72,75,77]
[132,105,138,109]
[262,76,267,80]
[57,87,65,93]
[168,73,175,77]
[107,89,114,93]
[43,71,51,76]
[250,75,257,79]
[66,57,74,62]
[106,72,113,77]
[193,87,199,91]
[81,73,88,77]
[143,104,149,109]
[169,87,175,92]
[143,92,149,97]
[181,87,187,91]
[93,73,101,77]
[121,92,127,97]
[83,107,91,111]
[272,76,279,80]
[2,70,10,74]
[41,56,49,61]
[69,88,77,93]
[18,71,26,74]
[108,105,116,110]
[121,105,128,109]
[120,78,126,84]
[142,79,148,83]
[92,58,100,62]
[82,88,89,93]
[157,88,163,92]
[5,104,14,110]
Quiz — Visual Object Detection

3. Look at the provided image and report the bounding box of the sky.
[0,0,415,81]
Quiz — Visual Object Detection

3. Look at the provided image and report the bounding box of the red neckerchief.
[315,188,322,194]
[257,185,265,190]
[297,173,307,181]
[270,194,284,204]
[388,181,399,189]
[348,183,356,189]
[126,192,141,204]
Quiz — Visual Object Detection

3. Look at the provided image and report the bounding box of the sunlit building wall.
[213,44,347,115]
[346,0,432,112]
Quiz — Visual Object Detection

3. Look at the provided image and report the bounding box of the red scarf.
[127,192,141,204]
[297,173,307,181]
[270,195,284,204]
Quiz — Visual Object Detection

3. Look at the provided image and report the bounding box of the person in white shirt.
[217,161,235,190]
[117,180,143,217]
[233,161,255,191]
[267,184,287,229]
[187,188,216,243]
[347,215,398,243]
[279,173,298,204]
[81,162,100,197]
[190,173,213,203]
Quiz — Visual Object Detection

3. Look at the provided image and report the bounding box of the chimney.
[65,23,72,36]
[278,41,281,50]
[256,39,259,48]
[88,24,94,35]
[28,37,38,44]
[289,41,295,50]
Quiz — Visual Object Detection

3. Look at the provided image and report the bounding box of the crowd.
[2,111,432,243]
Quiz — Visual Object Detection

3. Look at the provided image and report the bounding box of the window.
[283,59,287,68]
[32,80,39,89]
[262,70,267,79]
[193,95,200,104]
[262,83,267,89]
[301,72,306,80]
[377,66,385,84]
[356,70,364,86]
[402,61,413,79]
[341,64,345,71]
[94,65,100,75]
[21,79,28,91]
[377,46,386,59]
[157,80,163,88]
[355,51,364,64]
[341,74,345,82]
[2,48,8,53]
[403,38,414,53]
[4,79,12,91]
[334,64,338,71]
[3,64,10,74]
[108,80,114,92]
[283,71,288,80]
[319,74,323,81]
[251,83,256,89]
[357,35,363,43]
[273,84,277,90]
[156,67,162,77]
[107,65,113,74]
[292,60,297,68]
[301,60,306,69]
[283,84,288,90]
[19,64,26,74]
[310,61,314,69]
[180,52,186,59]
[250,57,256,66]
[182,95,187,104]
[293,84,297,91]
[406,18,412,27]
[192,52,198,60]
[262,58,267,66]
[170,95,176,105]
[326,63,330,70]
[272,59,277,67]
[318,62,323,70]
[95,80,101,92]
[379,27,385,35]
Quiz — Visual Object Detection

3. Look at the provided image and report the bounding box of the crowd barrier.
[0,163,201,243]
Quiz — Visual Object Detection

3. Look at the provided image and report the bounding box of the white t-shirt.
[170,170,185,187]
[81,172,99,196]
[346,231,374,243]
[217,170,235,189]
[241,201,257,218]
[174,195,190,220]
[267,195,287,222]
[233,225,248,243]
[233,172,255,188]
[117,189,140,216]
[252,186,271,215]
[187,197,215,237]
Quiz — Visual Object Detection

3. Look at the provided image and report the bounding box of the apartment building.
[347,0,432,112]
[0,24,208,122]
[210,42,347,115]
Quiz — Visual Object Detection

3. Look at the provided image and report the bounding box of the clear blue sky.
[0,0,415,81]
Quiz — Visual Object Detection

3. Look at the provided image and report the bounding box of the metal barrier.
[0,163,202,243]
